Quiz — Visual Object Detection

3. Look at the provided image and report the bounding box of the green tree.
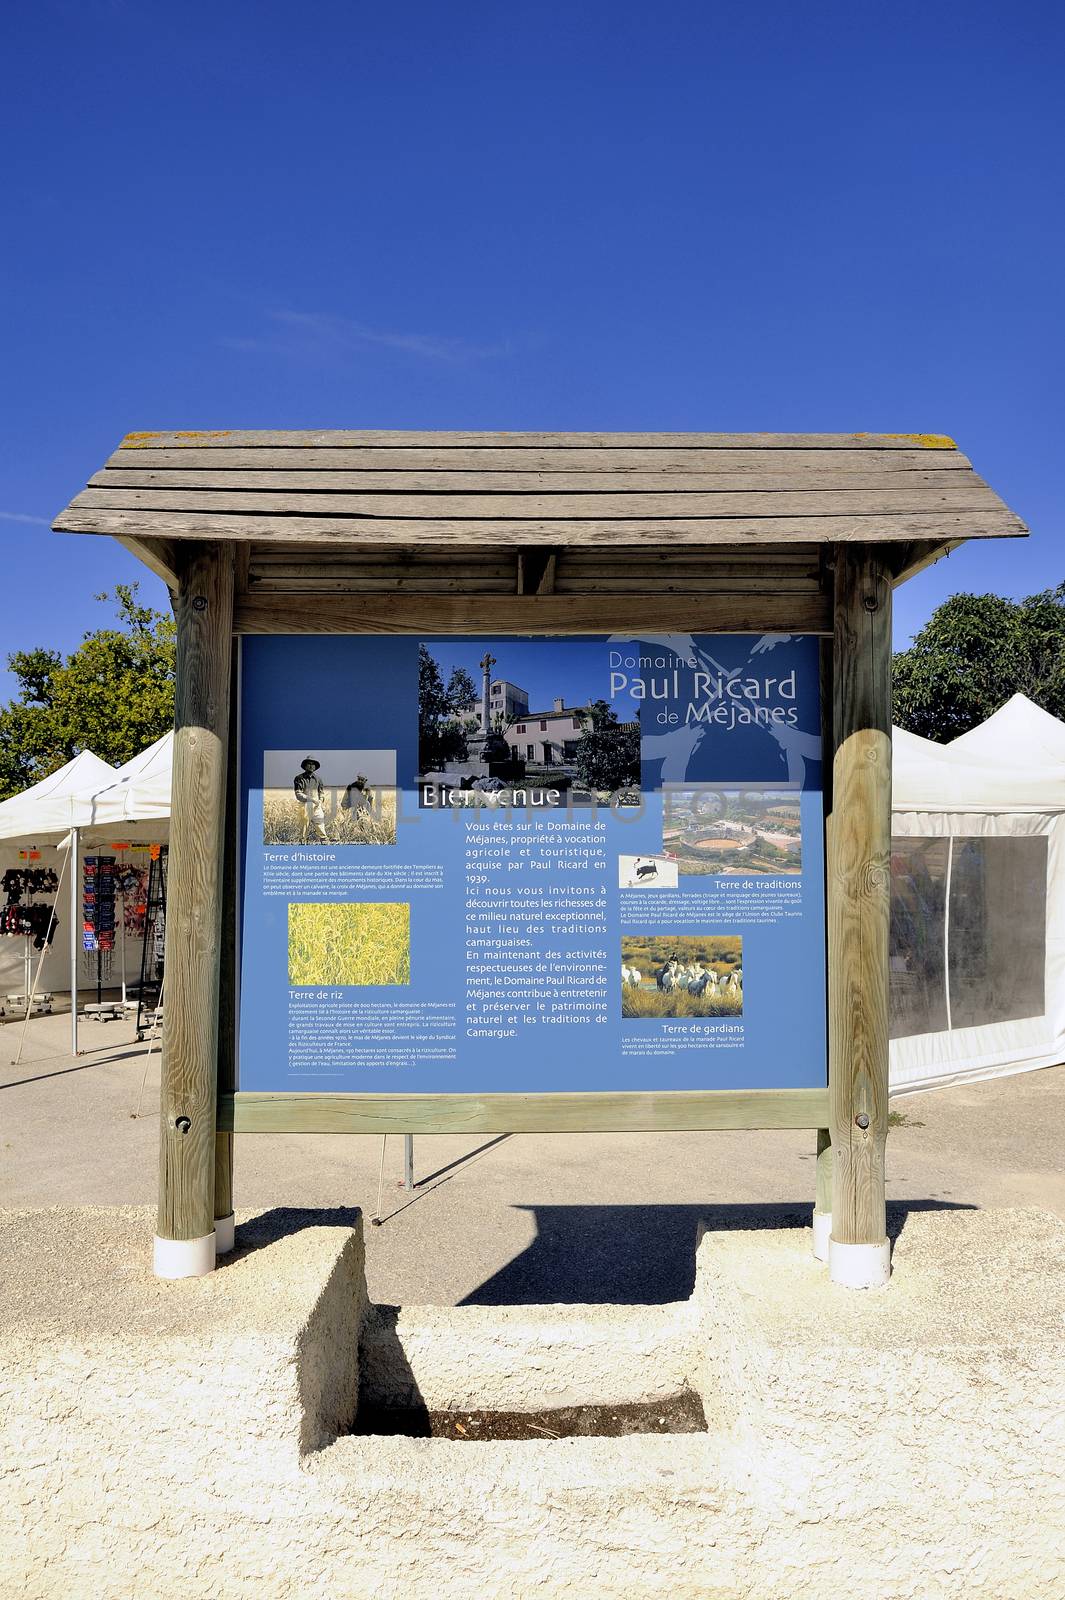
[573,700,641,793]
[0,585,176,799]
[893,584,1065,741]
[446,665,478,713]
[418,645,471,770]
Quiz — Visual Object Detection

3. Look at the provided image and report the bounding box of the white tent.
[890,695,1065,1094]
[67,731,173,835]
[0,738,172,1050]
[949,692,1065,765]
[0,751,118,1004]
[0,749,116,844]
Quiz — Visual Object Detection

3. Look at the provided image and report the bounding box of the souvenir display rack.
[1,862,60,1016]
[82,854,117,1005]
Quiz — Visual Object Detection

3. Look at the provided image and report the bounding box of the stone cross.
[479,651,497,733]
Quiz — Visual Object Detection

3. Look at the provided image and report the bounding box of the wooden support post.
[154,544,235,1278]
[213,640,239,1255]
[827,545,892,1288]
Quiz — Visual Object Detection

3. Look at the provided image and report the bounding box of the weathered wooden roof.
[54,429,1026,556]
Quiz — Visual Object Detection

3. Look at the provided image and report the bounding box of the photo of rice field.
[287,902,411,986]
[663,787,802,876]
[621,933,743,1018]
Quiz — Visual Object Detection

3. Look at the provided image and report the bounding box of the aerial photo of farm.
[621,934,743,1018]
[663,787,802,876]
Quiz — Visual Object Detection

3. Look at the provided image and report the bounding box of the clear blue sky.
[2,1,1062,701]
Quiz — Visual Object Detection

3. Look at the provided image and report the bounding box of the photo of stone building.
[504,696,590,767]
[418,640,640,806]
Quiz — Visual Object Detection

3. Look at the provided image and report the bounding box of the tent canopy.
[75,732,172,830]
[892,698,1065,814]
[0,735,172,846]
[0,749,117,845]
[948,692,1065,766]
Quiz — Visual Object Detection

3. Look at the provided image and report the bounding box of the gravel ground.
[1,1010,1062,1306]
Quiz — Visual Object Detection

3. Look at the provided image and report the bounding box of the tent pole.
[119,849,127,1006]
[69,826,79,1056]
[943,837,954,1033]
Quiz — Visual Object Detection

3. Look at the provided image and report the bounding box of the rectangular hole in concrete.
[352,1391,707,1441]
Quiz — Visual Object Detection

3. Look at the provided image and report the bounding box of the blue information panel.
[238,633,825,1094]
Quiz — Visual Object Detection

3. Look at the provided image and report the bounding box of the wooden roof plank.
[100,446,975,474]
[90,466,982,494]
[52,506,1028,546]
[70,484,1011,521]
[52,432,1027,575]
[117,429,962,451]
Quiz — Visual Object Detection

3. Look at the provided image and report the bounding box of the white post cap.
[153,1233,216,1279]
[811,1211,832,1264]
[829,1237,891,1289]
[214,1214,236,1255]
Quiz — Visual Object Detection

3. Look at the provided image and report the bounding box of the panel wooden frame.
[221,1088,830,1134]
[234,589,833,635]
[228,591,832,1133]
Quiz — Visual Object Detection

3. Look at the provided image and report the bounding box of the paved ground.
[2,1011,1062,1306]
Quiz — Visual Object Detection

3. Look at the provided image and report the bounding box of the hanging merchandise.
[117,865,150,937]
[82,855,118,1002]
[82,855,117,952]
[1,867,60,947]
[2,866,59,903]
[1,902,60,948]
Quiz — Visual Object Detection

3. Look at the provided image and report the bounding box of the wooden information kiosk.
[53,430,1025,1289]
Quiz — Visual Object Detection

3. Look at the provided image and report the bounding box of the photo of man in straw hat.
[292,757,329,842]
[262,749,398,846]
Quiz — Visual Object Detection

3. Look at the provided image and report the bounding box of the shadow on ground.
[1,1042,149,1090]
[228,1199,976,1305]
[460,1200,976,1305]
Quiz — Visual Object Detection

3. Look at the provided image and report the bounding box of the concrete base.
[811,1208,831,1262]
[2,1205,1063,1599]
[152,1230,216,1279]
